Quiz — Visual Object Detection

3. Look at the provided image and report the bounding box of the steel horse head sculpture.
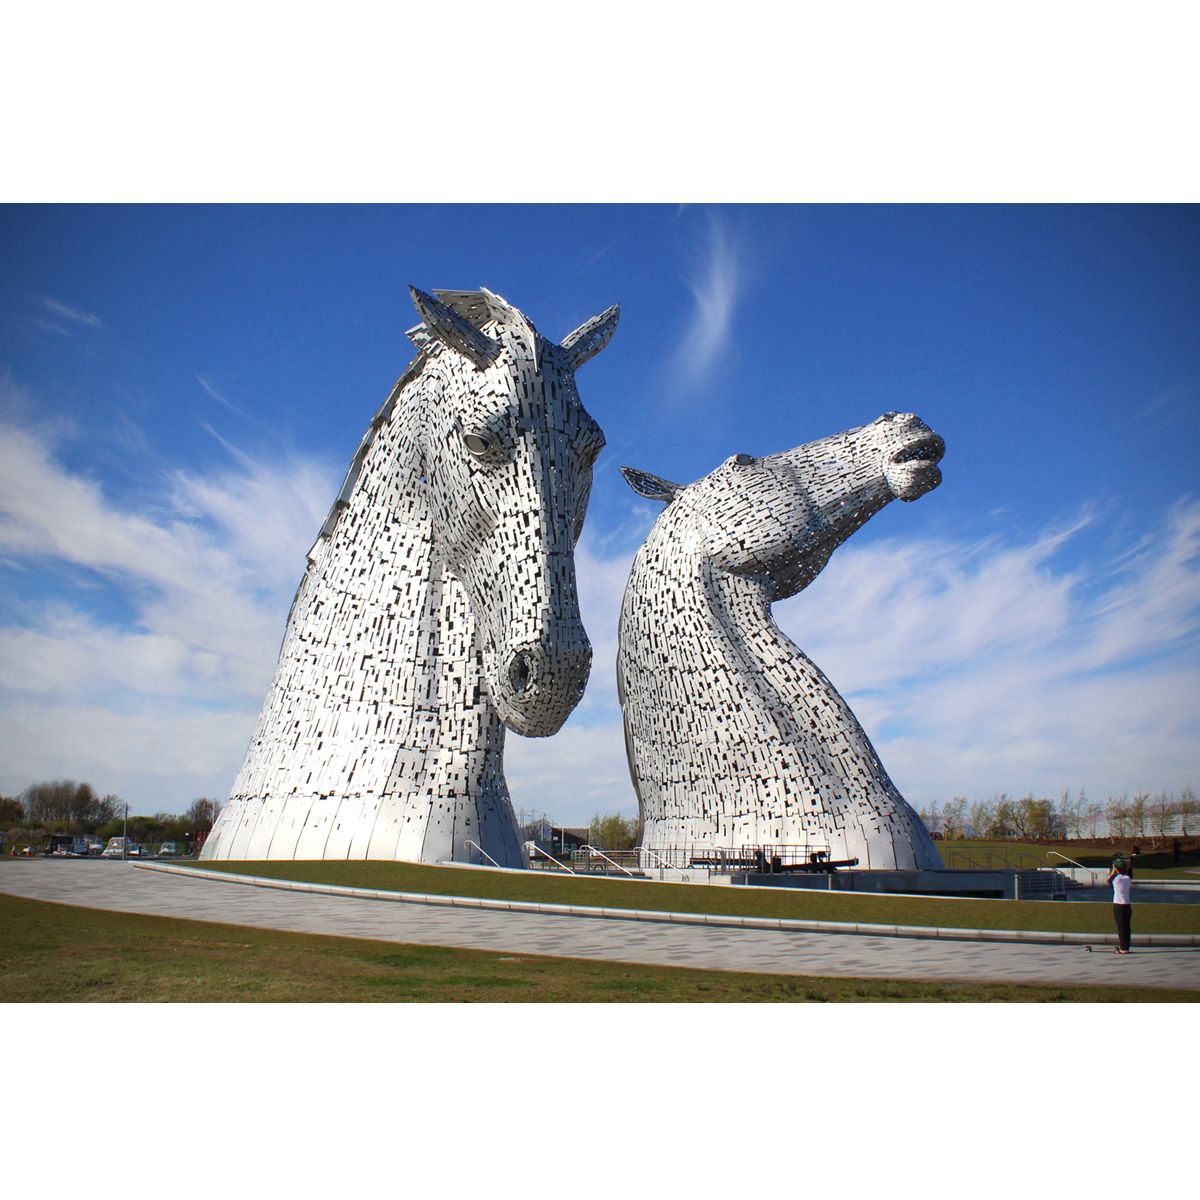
[203,287,618,866]
[618,411,945,871]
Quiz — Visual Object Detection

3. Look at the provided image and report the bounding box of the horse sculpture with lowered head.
[618,411,945,871]
[203,287,618,866]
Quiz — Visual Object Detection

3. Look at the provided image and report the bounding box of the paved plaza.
[2,859,1198,992]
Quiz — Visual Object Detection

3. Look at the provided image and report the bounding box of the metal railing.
[628,843,833,873]
[636,846,675,872]
[527,843,576,874]
[580,845,636,877]
[1013,869,1069,900]
[943,845,1031,871]
[1045,850,1104,886]
[464,839,502,869]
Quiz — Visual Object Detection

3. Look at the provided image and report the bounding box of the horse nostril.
[509,652,534,696]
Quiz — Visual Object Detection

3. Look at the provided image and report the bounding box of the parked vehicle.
[158,841,178,857]
[47,834,92,856]
[100,837,139,858]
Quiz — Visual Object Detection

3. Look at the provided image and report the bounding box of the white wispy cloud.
[196,374,246,417]
[40,296,102,328]
[671,211,745,388]
[505,722,634,829]
[0,413,339,807]
[29,319,70,337]
[774,500,1200,806]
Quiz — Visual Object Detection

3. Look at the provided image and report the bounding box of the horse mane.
[309,290,539,558]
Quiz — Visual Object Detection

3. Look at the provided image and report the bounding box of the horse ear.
[561,304,620,369]
[409,286,501,369]
[620,465,682,503]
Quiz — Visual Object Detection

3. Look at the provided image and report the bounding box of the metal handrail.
[946,846,1026,871]
[581,845,636,877]
[527,843,575,874]
[464,839,502,869]
[637,846,675,871]
[1045,850,1103,885]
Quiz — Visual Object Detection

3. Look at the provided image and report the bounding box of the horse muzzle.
[493,630,592,737]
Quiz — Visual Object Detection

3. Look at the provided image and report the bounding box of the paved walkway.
[2,859,1198,991]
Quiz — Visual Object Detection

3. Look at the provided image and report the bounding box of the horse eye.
[463,432,494,457]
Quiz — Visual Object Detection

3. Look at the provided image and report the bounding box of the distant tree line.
[1,780,222,849]
[588,812,639,850]
[918,788,1197,841]
[514,809,641,851]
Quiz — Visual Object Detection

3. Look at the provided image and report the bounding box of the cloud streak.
[196,374,247,418]
[40,296,102,328]
[671,212,745,389]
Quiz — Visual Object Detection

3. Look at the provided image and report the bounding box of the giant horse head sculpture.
[618,411,945,870]
[408,287,616,735]
[203,286,619,866]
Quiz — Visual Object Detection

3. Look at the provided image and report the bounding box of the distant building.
[529,826,588,856]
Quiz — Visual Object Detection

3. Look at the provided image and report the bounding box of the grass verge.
[937,839,1200,878]
[177,859,1200,935]
[2,893,1193,1003]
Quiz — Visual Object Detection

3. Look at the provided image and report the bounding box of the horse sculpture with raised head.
[203,287,618,866]
[617,411,945,871]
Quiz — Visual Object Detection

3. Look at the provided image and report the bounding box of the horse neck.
[623,505,859,748]
[623,505,771,672]
[292,380,498,754]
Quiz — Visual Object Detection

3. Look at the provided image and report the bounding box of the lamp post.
[122,801,128,862]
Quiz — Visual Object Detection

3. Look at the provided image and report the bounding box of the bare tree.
[1059,790,1083,839]
[21,780,114,831]
[516,808,554,842]
[1150,792,1175,845]
[1179,787,1197,838]
[1106,796,1131,840]
[942,797,967,840]
[185,797,222,832]
[1129,793,1149,839]
[989,795,1015,839]
[968,798,992,840]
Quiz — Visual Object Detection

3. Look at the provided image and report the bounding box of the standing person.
[1107,855,1133,954]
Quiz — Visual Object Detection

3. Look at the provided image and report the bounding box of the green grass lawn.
[2,893,1193,1003]
[177,858,1200,935]
[937,839,1200,877]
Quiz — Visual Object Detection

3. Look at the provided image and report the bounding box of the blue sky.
[2,203,1198,821]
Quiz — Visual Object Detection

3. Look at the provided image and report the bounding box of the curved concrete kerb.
[137,863,1200,948]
